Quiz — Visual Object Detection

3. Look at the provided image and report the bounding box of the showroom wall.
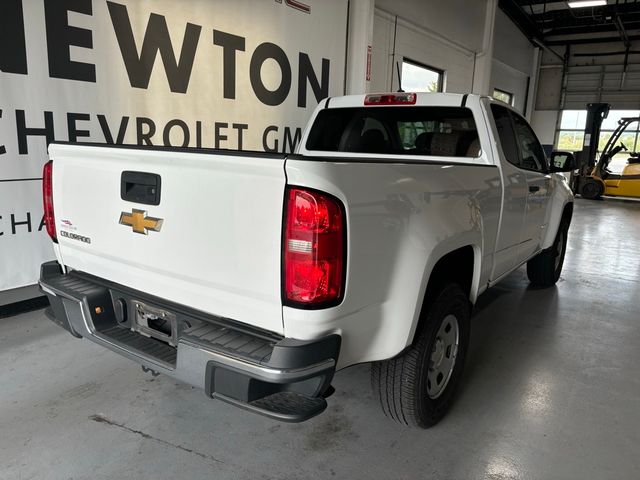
[370,0,486,93]
[369,0,538,117]
[530,48,564,148]
[491,9,537,115]
[0,0,348,291]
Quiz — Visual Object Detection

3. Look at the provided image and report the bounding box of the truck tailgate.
[49,143,286,335]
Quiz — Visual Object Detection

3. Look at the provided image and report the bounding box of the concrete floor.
[1,198,639,480]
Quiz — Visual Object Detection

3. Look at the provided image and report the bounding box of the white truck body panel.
[283,158,501,367]
[46,93,574,370]
[49,144,287,334]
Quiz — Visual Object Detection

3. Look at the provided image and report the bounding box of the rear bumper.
[39,261,339,422]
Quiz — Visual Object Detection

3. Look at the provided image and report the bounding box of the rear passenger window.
[490,104,548,173]
[511,113,548,172]
[306,107,481,157]
[490,104,520,167]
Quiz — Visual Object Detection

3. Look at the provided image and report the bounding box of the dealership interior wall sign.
[0,0,348,290]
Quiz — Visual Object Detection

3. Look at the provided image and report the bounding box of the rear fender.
[406,236,481,348]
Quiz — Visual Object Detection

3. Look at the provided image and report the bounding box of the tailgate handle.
[121,171,161,206]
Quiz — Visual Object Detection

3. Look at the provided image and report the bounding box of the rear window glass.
[305,107,480,157]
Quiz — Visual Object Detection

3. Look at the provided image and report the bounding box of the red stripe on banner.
[285,0,311,14]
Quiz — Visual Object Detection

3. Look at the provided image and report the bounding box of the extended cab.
[40,93,575,428]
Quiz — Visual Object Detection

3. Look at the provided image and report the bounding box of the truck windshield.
[306,106,480,157]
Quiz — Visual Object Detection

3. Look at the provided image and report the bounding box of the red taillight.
[42,160,57,242]
[364,92,417,106]
[284,187,345,307]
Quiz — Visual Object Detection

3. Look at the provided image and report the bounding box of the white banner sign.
[0,0,348,290]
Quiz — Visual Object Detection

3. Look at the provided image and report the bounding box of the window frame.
[401,59,444,93]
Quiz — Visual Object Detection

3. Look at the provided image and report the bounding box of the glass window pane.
[608,132,636,173]
[599,130,637,174]
[598,131,613,151]
[557,131,584,151]
[598,132,613,152]
[306,107,478,157]
[560,110,587,130]
[493,89,513,106]
[601,110,640,130]
[612,131,637,160]
[512,112,546,172]
[490,104,520,167]
[599,120,640,152]
[401,61,442,92]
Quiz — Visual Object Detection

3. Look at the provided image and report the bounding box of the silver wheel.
[554,230,564,271]
[427,314,459,399]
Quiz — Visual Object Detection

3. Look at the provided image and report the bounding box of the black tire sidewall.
[552,221,569,281]
[527,217,570,287]
[582,180,604,199]
[413,284,471,427]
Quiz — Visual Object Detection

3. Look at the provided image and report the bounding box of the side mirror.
[549,151,576,173]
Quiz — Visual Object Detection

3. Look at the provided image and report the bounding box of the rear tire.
[371,283,470,428]
[526,219,569,287]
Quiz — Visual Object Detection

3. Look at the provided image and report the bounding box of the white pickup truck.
[40,92,575,428]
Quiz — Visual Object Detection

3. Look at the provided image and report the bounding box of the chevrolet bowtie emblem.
[119,209,164,235]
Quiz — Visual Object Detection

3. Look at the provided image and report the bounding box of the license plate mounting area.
[132,301,178,347]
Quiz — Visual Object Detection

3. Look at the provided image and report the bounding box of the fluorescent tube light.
[568,1,607,8]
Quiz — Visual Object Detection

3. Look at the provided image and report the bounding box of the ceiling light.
[568,1,607,8]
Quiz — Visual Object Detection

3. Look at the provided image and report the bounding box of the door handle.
[529,185,540,193]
